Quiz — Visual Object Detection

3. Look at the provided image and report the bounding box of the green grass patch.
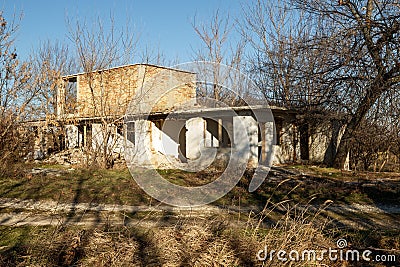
[0,165,153,206]
[0,163,399,209]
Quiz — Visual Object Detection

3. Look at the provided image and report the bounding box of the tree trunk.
[333,81,384,169]
[333,126,352,169]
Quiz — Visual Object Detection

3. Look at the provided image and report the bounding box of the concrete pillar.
[233,116,258,167]
[136,120,153,165]
[261,122,274,165]
[186,117,205,160]
[344,151,350,171]
[218,118,223,145]
[261,124,266,162]
[56,79,65,118]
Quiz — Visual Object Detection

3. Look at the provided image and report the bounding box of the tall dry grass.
[0,179,343,267]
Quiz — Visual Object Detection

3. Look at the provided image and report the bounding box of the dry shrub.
[148,218,230,266]
[79,229,140,267]
[148,226,183,266]
[0,116,34,177]
[144,204,336,267]
[241,199,339,267]
[4,206,337,267]
[4,179,338,267]
[20,227,85,266]
[227,178,340,266]
[193,238,240,267]
[18,226,140,267]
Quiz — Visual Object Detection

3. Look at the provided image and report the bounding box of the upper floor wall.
[56,64,196,119]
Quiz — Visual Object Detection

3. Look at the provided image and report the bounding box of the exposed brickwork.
[132,65,196,115]
[58,64,196,118]
[77,65,139,117]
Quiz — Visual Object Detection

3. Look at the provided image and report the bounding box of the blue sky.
[2,0,244,64]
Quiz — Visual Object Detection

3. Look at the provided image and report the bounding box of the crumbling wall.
[127,115,262,170]
[131,65,196,115]
[309,121,333,163]
[309,119,348,166]
[65,125,79,149]
[91,123,125,155]
[126,120,180,169]
[57,64,197,119]
[77,65,140,117]
[273,121,300,164]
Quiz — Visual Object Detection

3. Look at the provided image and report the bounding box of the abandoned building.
[31,63,346,169]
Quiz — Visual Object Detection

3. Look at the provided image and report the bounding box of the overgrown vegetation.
[1,1,400,172]
[1,1,400,266]
[1,164,399,207]
[0,204,338,266]
[243,0,400,169]
[0,13,36,176]
[1,200,398,266]
[0,164,399,266]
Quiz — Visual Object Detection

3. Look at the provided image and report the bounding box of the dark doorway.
[179,126,187,162]
[299,123,310,160]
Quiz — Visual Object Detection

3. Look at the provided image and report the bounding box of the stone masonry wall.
[77,65,139,117]
[129,65,196,115]
[73,64,196,118]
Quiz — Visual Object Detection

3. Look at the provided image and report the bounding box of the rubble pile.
[43,148,86,166]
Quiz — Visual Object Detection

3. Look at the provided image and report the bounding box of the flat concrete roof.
[125,105,297,122]
[23,105,297,125]
[62,63,196,80]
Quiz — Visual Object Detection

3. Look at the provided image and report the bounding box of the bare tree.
[289,0,400,168]
[67,15,137,72]
[192,10,247,106]
[30,41,76,116]
[139,44,177,66]
[242,0,347,163]
[25,41,77,156]
[242,0,335,111]
[0,12,38,172]
[64,15,139,168]
[243,0,400,169]
[358,86,400,171]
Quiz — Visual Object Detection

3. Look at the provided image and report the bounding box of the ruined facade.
[57,64,196,119]
[54,64,196,159]
[31,63,346,169]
